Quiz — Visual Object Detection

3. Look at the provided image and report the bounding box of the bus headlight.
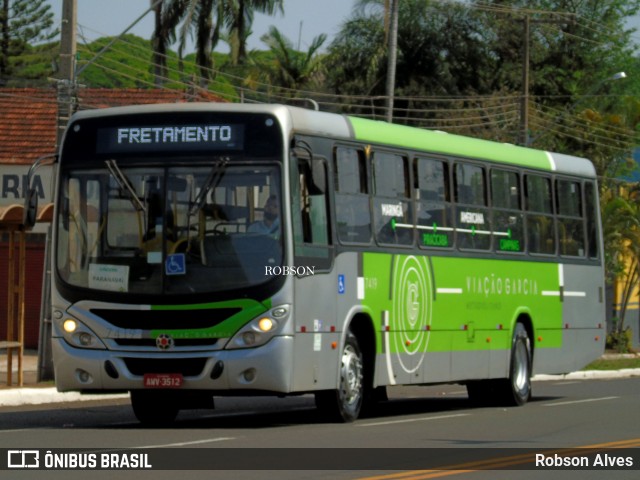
[63,319,77,333]
[226,305,289,349]
[258,317,275,332]
[57,318,106,350]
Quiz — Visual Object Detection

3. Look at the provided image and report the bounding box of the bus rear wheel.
[315,332,364,422]
[130,390,180,426]
[466,323,532,406]
[498,322,532,406]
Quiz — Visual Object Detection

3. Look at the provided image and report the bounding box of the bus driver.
[248,195,280,235]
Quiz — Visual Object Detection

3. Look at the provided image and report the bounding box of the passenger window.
[455,163,486,206]
[526,174,552,214]
[335,145,367,194]
[525,174,555,255]
[556,179,585,257]
[334,147,371,244]
[415,157,453,249]
[491,169,523,254]
[491,169,520,210]
[585,182,598,259]
[454,163,490,250]
[372,152,412,246]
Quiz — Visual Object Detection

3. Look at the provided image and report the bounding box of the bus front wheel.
[315,332,364,422]
[130,390,180,426]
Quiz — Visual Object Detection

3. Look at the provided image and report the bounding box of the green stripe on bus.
[348,116,552,171]
[150,298,271,339]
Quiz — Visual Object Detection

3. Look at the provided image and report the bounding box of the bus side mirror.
[22,153,57,228]
[23,188,38,228]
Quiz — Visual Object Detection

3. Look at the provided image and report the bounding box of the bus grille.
[113,338,219,348]
[123,357,208,377]
[91,308,241,330]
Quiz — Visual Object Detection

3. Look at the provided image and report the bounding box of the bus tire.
[130,390,179,426]
[498,322,532,406]
[315,332,364,422]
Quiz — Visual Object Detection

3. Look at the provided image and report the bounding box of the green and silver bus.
[46,103,605,424]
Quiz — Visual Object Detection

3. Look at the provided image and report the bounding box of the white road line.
[136,437,235,448]
[543,396,618,407]
[357,413,470,427]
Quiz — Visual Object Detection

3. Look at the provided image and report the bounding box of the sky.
[47,0,356,53]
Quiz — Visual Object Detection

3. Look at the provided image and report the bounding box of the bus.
[41,103,605,425]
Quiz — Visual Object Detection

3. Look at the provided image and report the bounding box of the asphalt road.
[0,377,638,480]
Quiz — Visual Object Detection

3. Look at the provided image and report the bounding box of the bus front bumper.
[52,335,294,394]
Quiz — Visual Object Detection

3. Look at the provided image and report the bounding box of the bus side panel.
[533,263,605,375]
[433,257,568,381]
[302,251,604,389]
[562,263,606,368]
[363,253,577,385]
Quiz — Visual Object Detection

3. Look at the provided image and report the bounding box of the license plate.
[143,373,184,388]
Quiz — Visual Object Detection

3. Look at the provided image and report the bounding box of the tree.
[0,0,57,84]
[326,0,498,122]
[152,0,284,86]
[479,0,640,150]
[227,0,283,66]
[153,0,222,86]
[601,184,640,352]
[249,26,326,97]
[151,0,166,86]
[326,0,640,140]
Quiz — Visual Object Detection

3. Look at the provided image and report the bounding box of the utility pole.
[519,13,574,146]
[57,0,77,149]
[385,0,399,123]
[519,15,530,146]
[38,0,77,383]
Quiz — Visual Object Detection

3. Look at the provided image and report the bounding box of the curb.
[0,388,128,408]
[533,368,640,382]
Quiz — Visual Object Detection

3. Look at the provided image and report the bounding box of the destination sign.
[96,124,244,154]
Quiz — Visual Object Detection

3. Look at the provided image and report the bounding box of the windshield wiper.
[105,159,146,212]
[189,157,229,217]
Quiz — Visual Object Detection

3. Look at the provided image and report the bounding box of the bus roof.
[344,116,596,178]
[68,102,596,178]
[284,105,595,178]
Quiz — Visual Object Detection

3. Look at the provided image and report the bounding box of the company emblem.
[156,334,175,351]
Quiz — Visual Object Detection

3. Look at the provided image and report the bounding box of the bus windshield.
[55,161,282,296]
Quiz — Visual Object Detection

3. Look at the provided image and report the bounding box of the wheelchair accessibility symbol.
[165,253,186,275]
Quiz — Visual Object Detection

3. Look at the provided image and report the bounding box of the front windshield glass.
[56,162,283,295]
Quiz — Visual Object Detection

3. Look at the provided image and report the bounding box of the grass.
[583,357,640,371]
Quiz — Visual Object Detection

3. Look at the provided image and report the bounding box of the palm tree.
[228,0,283,66]
[152,0,224,87]
[252,26,326,96]
[151,0,166,86]
[602,183,640,351]
[151,0,284,86]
